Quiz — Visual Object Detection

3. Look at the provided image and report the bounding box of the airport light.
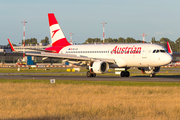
[140,33,147,43]
[69,32,74,44]
[101,21,107,44]
[21,21,27,60]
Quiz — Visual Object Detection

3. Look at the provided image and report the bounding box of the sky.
[0,0,180,45]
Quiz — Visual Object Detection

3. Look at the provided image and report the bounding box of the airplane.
[8,13,173,77]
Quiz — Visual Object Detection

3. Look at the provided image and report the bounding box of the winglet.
[167,41,172,55]
[7,39,15,52]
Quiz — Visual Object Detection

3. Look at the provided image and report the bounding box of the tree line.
[84,37,180,52]
[21,36,49,45]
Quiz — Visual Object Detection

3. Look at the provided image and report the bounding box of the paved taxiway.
[1,75,180,82]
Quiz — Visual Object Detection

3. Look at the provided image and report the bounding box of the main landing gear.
[86,71,96,77]
[120,71,130,77]
[86,70,130,77]
[150,73,155,77]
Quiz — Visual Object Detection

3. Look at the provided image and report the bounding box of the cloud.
[165,31,174,35]
[155,31,174,35]
[155,31,164,35]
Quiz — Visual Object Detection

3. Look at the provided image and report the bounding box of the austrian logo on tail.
[52,29,60,38]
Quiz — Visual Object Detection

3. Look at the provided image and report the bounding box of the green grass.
[0,67,179,73]
[0,67,180,77]
[0,68,68,73]
[1,79,180,87]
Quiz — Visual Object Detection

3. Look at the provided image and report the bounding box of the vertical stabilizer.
[48,13,71,47]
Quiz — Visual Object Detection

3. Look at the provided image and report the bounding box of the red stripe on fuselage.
[52,38,71,47]
[46,38,71,53]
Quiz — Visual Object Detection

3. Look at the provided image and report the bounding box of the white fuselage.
[60,43,172,68]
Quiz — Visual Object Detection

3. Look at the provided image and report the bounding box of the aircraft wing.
[25,52,115,63]
[8,39,115,63]
[18,48,56,53]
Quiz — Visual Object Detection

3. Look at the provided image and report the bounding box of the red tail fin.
[48,13,71,47]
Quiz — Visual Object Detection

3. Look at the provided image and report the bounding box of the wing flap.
[18,48,56,53]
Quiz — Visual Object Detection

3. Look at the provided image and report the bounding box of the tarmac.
[1,74,180,82]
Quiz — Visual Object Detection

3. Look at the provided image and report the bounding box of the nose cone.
[163,54,172,65]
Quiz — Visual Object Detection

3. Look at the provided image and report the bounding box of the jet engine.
[89,61,109,74]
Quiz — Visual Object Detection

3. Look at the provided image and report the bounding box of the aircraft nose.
[163,54,172,65]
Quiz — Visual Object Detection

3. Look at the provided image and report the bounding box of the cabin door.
[142,47,148,58]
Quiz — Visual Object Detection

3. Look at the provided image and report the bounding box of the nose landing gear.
[150,73,155,77]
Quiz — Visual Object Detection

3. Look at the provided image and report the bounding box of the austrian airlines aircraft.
[8,13,173,77]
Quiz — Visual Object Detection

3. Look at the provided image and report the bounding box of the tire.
[86,71,92,77]
[150,73,155,77]
[92,73,96,77]
[121,71,125,77]
[125,71,130,77]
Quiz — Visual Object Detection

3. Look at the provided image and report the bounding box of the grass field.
[0,67,180,119]
[1,80,180,119]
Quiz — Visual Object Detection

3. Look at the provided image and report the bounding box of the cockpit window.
[153,49,166,53]
[160,50,165,53]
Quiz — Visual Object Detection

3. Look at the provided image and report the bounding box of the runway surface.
[1,74,180,82]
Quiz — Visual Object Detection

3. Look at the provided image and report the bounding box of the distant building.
[172,52,180,62]
[0,45,12,53]
[13,43,51,53]
[0,44,61,63]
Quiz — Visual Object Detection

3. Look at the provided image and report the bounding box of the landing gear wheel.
[86,71,96,77]
[125,71,130,77]
[92,73,96,77]
[120,71,125,77]
[150,73,155,77]
[87,71,92,77]
[120,71,130,77]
